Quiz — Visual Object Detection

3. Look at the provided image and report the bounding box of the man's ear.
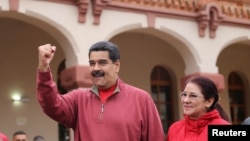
[114,60,120,72]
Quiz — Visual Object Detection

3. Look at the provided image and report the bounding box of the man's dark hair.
[13,130,26,137]
[33,135,45,141]
[88,41,120,63]
[242,117,250,125]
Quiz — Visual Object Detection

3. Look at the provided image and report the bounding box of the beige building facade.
[0,0,250,141]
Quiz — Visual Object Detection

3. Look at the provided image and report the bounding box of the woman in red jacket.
[166,76,230,141]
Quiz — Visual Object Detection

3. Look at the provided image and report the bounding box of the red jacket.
[36,71,165,141]
[166,109,230,141]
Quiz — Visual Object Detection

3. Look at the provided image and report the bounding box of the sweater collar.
[91,78,121,96]
[184,109,220,133]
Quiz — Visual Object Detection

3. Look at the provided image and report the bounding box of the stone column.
[60,65,93,90]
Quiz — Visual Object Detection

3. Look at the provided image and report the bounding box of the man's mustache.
[91,70,105,77]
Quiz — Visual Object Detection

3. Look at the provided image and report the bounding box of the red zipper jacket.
[166,109,230,141]
[36,71,165,141]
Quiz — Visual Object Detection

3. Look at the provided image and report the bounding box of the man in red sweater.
[36,41,165,141]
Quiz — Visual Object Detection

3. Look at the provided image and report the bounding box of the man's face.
[89,51,120,89]
[13,135,27,141]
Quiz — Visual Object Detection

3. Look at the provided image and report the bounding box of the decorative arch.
[23,11,79,67]
[217,36,250,56]
[104,23,144,41]
[0,10,78,68]
[107,26,200,75]
[159,26,200,75]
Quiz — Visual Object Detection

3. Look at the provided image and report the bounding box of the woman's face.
[181,82,213,119]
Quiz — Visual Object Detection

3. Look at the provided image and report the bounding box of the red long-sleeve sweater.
[36,71,165,141]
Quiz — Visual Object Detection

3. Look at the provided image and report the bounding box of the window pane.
[160,104,166,120]
[151,85,158,101]
[229,90,244,104]
[160,86,171,101]
[237,108,245,121]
